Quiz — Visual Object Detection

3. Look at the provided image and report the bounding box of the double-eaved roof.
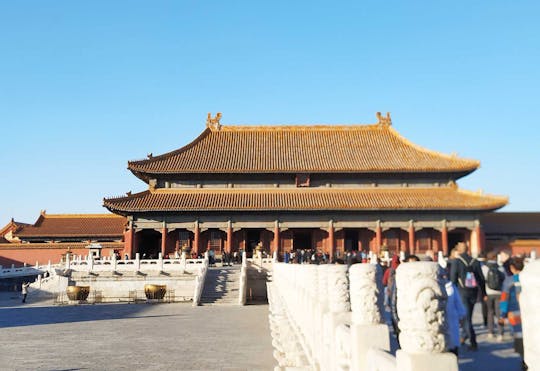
[128,122,479,178]
[104,116,507,214]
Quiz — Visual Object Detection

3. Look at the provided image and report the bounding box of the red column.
[375,225,382,255]
[161,227,167,257]
[227,225,233,254]
[124,227,134,259]
[273,225,280,255]
[408,225,415,256]
[328,224,335,261]
[441,225,449,256]
[475,224,483,255]
[193,224,200,256]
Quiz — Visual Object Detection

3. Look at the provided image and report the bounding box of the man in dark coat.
[450,242,487,350]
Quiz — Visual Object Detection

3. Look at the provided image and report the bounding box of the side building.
[104,113,507,260]
[0,212,125,266]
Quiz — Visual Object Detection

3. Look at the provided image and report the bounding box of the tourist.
[481,251,506,341]
[477,252,489,328]
[383,255,399,310]
[499,256,525,369]
[208,249,215,266]
[385,255,400,340]
[450,242,487,351]
[21,281,30,303]
[444,274,466,356]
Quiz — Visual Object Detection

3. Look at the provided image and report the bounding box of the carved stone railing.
[67,253,204,274]
[0,261,55,278]
[519,259,539,368]
[238,251,247,305]
[269,262,389,370]
[269,261,458,371]
[192,254,209,306]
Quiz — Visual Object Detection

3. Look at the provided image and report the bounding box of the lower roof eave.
[104,206,506,214]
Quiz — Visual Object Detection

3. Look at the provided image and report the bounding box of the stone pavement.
[0,293,274,371]
[0,291,524,371]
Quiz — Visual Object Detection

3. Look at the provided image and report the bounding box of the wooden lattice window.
[417,229,433,252]
[209,230,222,251]
[178,231,190,248]
[384,229,400,252]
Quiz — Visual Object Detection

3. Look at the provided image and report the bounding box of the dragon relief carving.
[349,264,383,325]
[396,262,448,353]
[327,265,351,313]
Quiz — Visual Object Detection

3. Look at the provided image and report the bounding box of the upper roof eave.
[124,122,480,176]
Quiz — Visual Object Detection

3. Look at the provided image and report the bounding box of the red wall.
[0,245,124,267]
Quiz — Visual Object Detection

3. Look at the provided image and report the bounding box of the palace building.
[103,112,507,260]
[0,212,125,267]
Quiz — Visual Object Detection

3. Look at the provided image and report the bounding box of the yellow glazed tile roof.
[103,187,507,213]
[16,213,126,238]
[128,122,479,175]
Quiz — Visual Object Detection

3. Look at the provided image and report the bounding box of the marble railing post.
[324,265,350,368]
[395,262,457,371]
[135,253,141,272]
[349,264,390,370]
[65,253,71,270]
[158,253,164,271]
[519,260,540,368]
[88,255,94,272]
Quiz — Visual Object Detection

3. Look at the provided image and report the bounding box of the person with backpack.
[499,257,526,370]
[481,251,506,341]
[450,242,487,351]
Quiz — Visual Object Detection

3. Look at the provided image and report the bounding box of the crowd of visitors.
[276,242,529,368]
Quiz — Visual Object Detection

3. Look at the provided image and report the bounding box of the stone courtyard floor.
[0,293,274,371]
[0,292,524,371]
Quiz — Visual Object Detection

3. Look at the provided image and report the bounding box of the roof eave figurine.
[376,112,392,126]
[206,112,222,131]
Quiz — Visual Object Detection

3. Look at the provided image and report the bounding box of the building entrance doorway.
[293,231,311,250]
[138,230,161,259]
[345,230,359,251]
[246,229,262,257]
[448,230,468,252]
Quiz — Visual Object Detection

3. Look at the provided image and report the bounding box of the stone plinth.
[520,259,540,368]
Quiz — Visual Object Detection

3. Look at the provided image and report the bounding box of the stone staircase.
[200,265,241,305]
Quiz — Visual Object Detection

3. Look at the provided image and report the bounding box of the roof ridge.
[218,123,382,132]
[41,213,124,218]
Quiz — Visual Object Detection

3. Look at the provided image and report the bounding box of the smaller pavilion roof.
[15,212,126,239]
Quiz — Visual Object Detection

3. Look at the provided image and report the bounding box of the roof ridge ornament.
[376,112,392,126]
[206,112,222,131]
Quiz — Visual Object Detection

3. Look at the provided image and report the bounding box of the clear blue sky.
[1,1,539,225]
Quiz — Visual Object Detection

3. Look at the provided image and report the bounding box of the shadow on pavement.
[0,303,186,329]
